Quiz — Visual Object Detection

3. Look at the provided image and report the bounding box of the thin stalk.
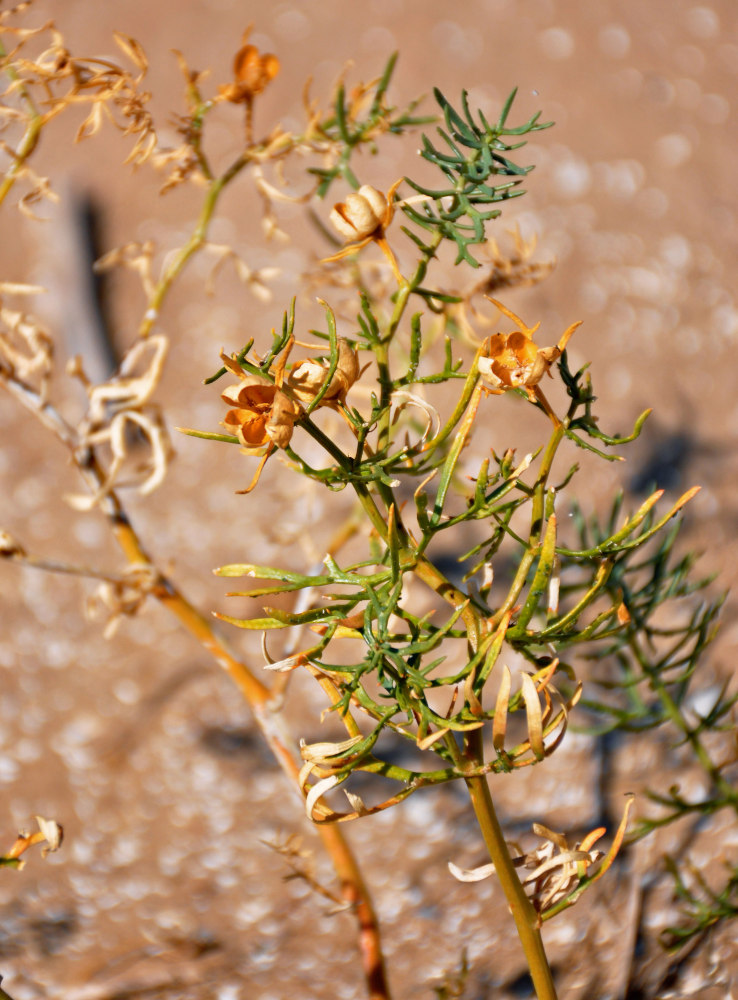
[0,39,43,208]
[465,770,557,1000]
[375,232,441,447]
[110,508,392,999]
[319,824,391,1000]
[136,152,251,338]
[490,419,566,629]
[114,518,392,998]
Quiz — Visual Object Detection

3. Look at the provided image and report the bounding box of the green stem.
[489,421,565,629]
[465,771,557,1000]
[375,232,441,447]
[137,152,251,337]
[629,633,738,809]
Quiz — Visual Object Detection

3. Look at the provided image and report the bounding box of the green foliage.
[197,89,729,949]
[402,88,553,266]
[2,20,730,994]
[309,53,434,197]
[661,859,738,950]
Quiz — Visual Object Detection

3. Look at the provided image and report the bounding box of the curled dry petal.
[300,735,364,766]
[448,860,497,883]
[35,816,63,857]
[344,790,369,816]
[390,390,441,449]
[305,774,341,820]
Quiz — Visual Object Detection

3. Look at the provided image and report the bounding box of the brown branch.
[0,374,392,1000]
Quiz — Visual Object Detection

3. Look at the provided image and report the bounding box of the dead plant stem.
[0,39,43,208]
[0,376,392,1000]
[109,503,392,1000]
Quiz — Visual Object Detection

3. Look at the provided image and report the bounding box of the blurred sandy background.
[1,1,737,997]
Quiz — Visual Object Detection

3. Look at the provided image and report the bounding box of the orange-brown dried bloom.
[479,298,582,399]
[221,374,300,451]
[219,30,279,104]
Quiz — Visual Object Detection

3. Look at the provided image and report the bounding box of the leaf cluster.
[402,88,552,266]
[308,53,434,198]
[660,859,738,951]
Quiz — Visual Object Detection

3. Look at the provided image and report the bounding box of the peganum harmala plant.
[182,42,705,1000]
[0,9,731,999]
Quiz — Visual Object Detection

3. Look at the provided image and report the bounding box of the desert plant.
[1,8,733,999]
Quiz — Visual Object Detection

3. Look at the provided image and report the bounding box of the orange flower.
[221,374,300,452]
[478,298,582,425]
[219,29,279,105]
[218,333,360,492]
[323,180,404,282]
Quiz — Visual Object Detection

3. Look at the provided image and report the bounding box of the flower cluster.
[219,336,360,492]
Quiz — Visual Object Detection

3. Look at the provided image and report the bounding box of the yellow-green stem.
[490,419,566,629]
[465,773,557,1000]
[137,153,250,338]
[0,38,43,208]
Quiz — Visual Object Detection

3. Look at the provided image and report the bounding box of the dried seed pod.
[329,185,388,242]
[287,338,360,406]
[323,179,404,282]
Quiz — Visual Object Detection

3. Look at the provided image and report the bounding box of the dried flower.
[86,565,157,639]
[287,338,360,407]
[329,186,388,243]
[471,228,555,297]
[0,300,53,401]
[221,374,301,451]
[448,823,605,911]
[223,34,280,103]
[66,335,172,509]
[323,180,404,282]
[478,298,582,425]
[3,816,63,868]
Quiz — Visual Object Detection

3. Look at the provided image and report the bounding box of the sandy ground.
[1,1,737,998]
